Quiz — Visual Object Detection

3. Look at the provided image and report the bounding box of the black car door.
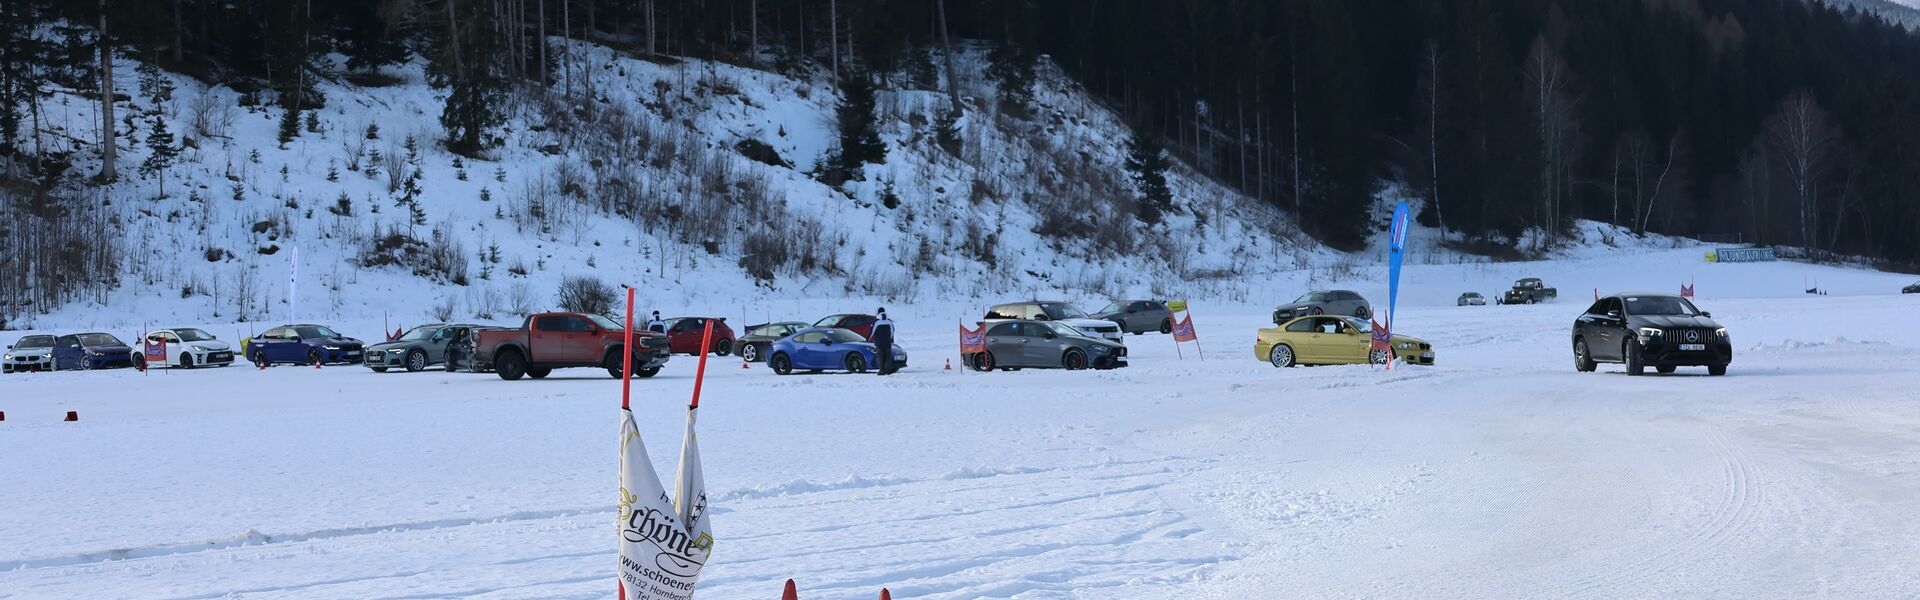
[1585,298,1625,360]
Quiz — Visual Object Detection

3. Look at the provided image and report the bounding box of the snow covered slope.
[20,40,1336,331]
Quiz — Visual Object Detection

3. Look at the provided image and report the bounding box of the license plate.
[347,352,362,358]
[1679,344,1706,351]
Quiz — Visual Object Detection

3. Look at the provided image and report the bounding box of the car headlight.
[324,345,342,350]
[1089,345,1110,354]
[84,349,101,356]
[1398,342,1414,349]
[1715,328,1728,339]
[1638,327,1663,340]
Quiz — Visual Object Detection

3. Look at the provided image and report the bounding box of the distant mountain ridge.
[1823,0,1920,28]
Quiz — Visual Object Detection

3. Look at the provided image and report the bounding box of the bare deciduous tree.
[1764,89,1840,247]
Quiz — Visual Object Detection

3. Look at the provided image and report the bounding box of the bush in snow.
[555,275,616,315]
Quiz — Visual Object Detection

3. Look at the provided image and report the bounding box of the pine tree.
[1126,130,1173,225]
[277,103,301,146]
[823,73,886,185]
[140,112,179,197]
[427,0,511,157]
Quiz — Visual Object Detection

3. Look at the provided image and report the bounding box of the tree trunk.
[936,0,961,110]
[750,0,758,67]
[830,0,839,81]
[537,0,547,85]
[1427,39,1443,237]
[97,0,116,181]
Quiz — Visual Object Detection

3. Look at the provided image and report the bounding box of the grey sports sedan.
[1092,299,1175,335]
[1272,290,1372,324]
[969,320,1127,371]
[364,323,483,372]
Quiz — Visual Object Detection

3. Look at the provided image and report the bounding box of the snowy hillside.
[16,40,1351,330]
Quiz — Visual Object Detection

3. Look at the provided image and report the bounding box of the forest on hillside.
[4,0,1920,267]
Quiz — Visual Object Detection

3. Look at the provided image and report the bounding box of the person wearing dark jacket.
[646,311,666,334]
[871,308,896,375]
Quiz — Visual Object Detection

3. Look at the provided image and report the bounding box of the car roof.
[1607,292,1683,299]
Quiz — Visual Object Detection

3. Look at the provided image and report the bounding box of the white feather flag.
[618,407,712,600]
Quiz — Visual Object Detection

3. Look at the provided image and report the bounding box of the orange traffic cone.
[944,358,952,371]
[64,411,77,422]
[741,358,750,369]
[781,579,798,600]
[313,356,323,369]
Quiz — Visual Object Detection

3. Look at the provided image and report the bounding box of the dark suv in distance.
[1572,293,1730,376]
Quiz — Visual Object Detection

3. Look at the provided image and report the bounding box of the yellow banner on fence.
[1167,300,1189,313]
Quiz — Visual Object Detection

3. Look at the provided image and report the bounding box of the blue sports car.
[247,324,366,366]
[766,327,906,375]
[50,332,134,370]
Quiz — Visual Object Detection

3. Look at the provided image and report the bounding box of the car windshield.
[173,328,215,342]
[398,326,436,341]
[1516,279,1536,288]
[77,333,122,346]
[1294,292,1325,303]
[754,324,796,337]
[15,335,55,348]
[1464,293,1481,298]
[1341,317,1374,333]
[814,316,841,326]
[1098,302,1124,314]
[1624,296,1701,316]
[293,326,340,339]
[1044,322,1086,337]
[587,314,621,330]
[1041,303,1089,319]
[824,329,866,343]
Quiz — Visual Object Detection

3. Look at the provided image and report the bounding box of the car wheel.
[180,352,194,369]
[1269,344,1296,368]
[714,339,733,357]
[1525,297,1537,305]
[81,357,93,370]
[308,348,323,366]
[1063,349,1087,370]
[1356,306,1371,319]
[605,353,627,379]
[1369,349,1392,365]
[252,351,269,368]
[133,354,147,371]
[1623,341,1644,376]
[1574,338,1596,372]
[1159,319,1173,334]
[972,352,994,372]
[771,353,793,375]
[636,367,661,378]
[1309,307,1324,315]
[1709,364,1727,376]
[845,353,868,373]
[496,351,527,381]
[371,366,389,373]
[527,367,552,379]
[404,349,427,372]
[1656,365,1677,374]
[741,343,760,362]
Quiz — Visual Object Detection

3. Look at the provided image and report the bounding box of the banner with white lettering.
[619,407,712,600]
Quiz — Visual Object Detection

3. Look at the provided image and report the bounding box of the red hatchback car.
[813,314,877,339]
[664,317,737,356]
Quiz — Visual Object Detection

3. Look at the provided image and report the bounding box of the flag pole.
[690,321,714,409]
[622,287,635,410]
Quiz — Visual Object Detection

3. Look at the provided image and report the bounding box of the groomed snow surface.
[5,250,1920,599]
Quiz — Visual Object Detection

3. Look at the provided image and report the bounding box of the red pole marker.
[64,411,78,422]
[781,579,798,600]
[878,589,892,600]
[622,287,635,410]
[1,411,7,421]
[690,321,714,410]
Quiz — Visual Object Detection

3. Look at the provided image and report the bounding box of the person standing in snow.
[871,308,896,375]
[646,311,666,334]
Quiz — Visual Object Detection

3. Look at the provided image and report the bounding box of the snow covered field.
[5,252,1920,599]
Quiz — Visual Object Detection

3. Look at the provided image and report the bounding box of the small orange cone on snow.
[64,411,78,422]
[742,359,750,369]
[944,358,953,371]
[781,579,798,600]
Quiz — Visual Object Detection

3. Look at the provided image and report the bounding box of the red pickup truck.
[472,312,671,380]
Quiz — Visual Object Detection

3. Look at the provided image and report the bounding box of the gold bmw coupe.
[1254,315,1434,368]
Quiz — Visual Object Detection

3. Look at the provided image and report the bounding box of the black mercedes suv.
[1572,293,1731,376]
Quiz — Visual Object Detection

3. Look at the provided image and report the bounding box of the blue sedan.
[767,328,906,375]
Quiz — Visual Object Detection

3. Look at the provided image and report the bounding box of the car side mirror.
[1701,311,1712,318]
[1606,310,1621,319]
[1042,331,1057,339]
